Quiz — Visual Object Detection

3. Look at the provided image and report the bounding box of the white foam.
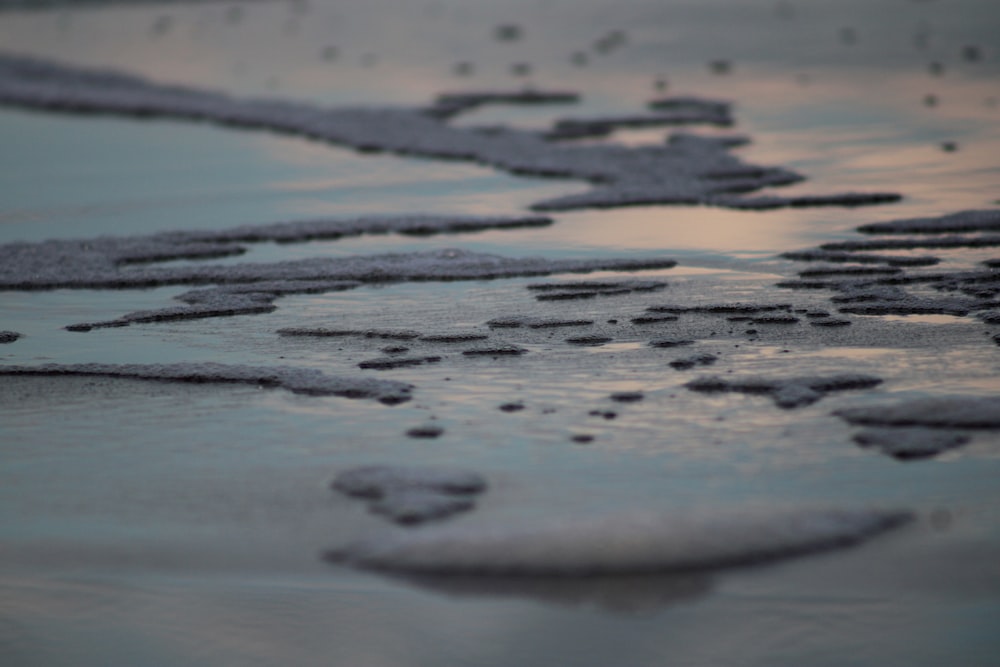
[331,507,910,575]
[857,209,1000,235]
[0,53,900,212]
[836,396,1000,429]
[853,427,971,460]
[333,465,487,526]
[0,362,413,404]
[0,216,676,329]
[686,374,882,408]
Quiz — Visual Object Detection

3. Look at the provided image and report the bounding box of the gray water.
[1,1,999,665]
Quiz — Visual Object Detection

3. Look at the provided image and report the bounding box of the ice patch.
[835,396,1000,429]
[0,362,413,404]
[327,507,911,575]
[0,53,899,213]
[687,374,882,408]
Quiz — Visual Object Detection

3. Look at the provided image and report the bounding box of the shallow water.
[1,1,999,665]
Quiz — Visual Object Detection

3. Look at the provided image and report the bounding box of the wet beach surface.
[1,1,999,665]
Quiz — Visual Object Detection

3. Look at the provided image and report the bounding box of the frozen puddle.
[0,54,900,213]
[327,506,911,576]
[0,362,414,404]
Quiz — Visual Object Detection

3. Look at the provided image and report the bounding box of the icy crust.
[0,362,413,404]
[0,331,21,344]
[0,53,900,212]
[332,465,487,526]
[686,374,882,408]
[327,507,911,576]
[835,396,1000,429]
